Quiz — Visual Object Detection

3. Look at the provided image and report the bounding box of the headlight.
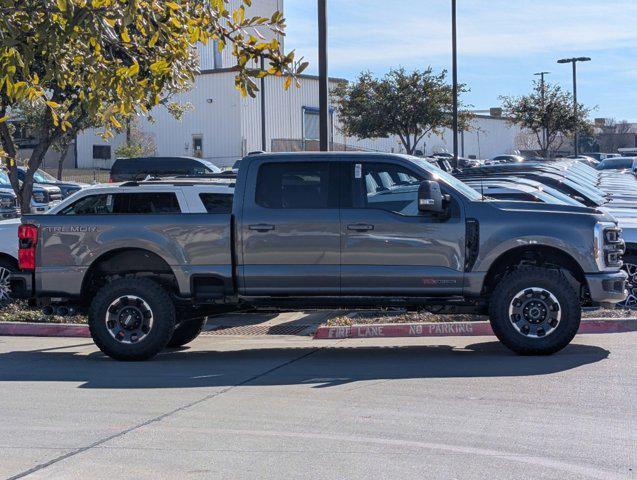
[0,196,15,208]
[32,192,46,203]
[594,222,624,271]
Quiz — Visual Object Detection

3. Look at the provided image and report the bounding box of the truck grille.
[48,192,62,202]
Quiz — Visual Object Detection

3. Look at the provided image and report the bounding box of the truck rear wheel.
[489,267,581,355]
[167,318,206,348]
[0,258,16,305]
[89,278,176,361]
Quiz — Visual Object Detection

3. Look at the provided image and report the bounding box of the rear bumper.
[10,271,33,299]
[586,271,628,304]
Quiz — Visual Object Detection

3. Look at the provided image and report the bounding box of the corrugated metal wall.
[77,70,524,170]
[77,72,244,168]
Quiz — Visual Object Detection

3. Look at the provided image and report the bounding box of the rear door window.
[59,192,181,215]
[255,162,336,209]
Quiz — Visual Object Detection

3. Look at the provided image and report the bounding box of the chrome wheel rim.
[508,287,562,338]
[105,295,154,344]
[619,263,637,309]
[0,267,12,304]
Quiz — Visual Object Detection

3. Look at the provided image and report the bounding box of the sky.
[284,0,637,121]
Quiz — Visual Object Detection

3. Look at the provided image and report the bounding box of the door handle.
[249,224,275,232]
[347,223,374,232]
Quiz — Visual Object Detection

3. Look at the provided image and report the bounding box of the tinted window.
[59,193,180,215]
[255,162,334,209]
[199,193,233,213]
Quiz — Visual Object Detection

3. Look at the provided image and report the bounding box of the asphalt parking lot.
[0,332,635,480]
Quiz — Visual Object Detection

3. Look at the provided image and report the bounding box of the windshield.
[32,169,58,183]
[407,156,482,201]
[198,160,221,173]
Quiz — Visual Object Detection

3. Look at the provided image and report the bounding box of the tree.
[115,119,156,159]
[333,68,472,156]
[0,0,306,213]
[500,82,592,157]
[12,102,100,180]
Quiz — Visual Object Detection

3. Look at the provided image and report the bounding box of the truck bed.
[24,213,234,298]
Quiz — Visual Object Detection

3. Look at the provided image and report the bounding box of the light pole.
[534,71,550,155]
[451,0,459,169]
[260,56,267,151]
[318,0,329,151]
[557,56,591,156]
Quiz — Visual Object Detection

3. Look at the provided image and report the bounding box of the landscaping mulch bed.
[0,302,86,324]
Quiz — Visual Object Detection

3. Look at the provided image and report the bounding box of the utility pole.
[318,0,329,151]
[557,57,591,157]
[534,71,550,156]
[451,0,459,169]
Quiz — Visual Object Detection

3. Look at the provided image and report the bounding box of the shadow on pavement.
[0,340,610,389]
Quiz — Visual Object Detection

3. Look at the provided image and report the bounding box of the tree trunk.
[0,119,22,201]
[57,143,70,180]
[20,140,53,215]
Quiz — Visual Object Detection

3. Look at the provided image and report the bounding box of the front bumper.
[0,207,20,219]
[586,271,628,304]
[9,271,33,299]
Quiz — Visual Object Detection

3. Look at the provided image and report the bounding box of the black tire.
[489,267,581,355]
[0,258,17,306]
[89,278,176,361]
[167,318,206,348]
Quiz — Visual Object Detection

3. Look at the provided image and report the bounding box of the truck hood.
[485,199,603,216]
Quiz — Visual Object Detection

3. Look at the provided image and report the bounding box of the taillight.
[18,224,37,270]
[108,177,114,183]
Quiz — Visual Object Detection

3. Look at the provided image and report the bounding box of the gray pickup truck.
[13,152,627,360]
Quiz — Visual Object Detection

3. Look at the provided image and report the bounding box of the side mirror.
[418,180,446,214]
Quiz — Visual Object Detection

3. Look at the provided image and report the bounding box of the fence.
[43,168,110,184]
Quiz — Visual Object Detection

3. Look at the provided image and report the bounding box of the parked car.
[16,167,87,199]
[109,156,221,182]
[595,157,636,171]
[13,152,626,360]
[0,170,62,213]
[491,155,526,163]
[0,218,20,303]
[583,153,620,162]
[0,190,20,219]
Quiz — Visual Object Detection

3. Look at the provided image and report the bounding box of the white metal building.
[76,0,523,169]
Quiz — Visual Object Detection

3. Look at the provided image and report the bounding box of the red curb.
[0,322,90,338]
[1,318,635,340]
[313,319,637,340]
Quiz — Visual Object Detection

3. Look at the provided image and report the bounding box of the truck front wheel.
[89,278,176,361]
[489,267,581,355]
